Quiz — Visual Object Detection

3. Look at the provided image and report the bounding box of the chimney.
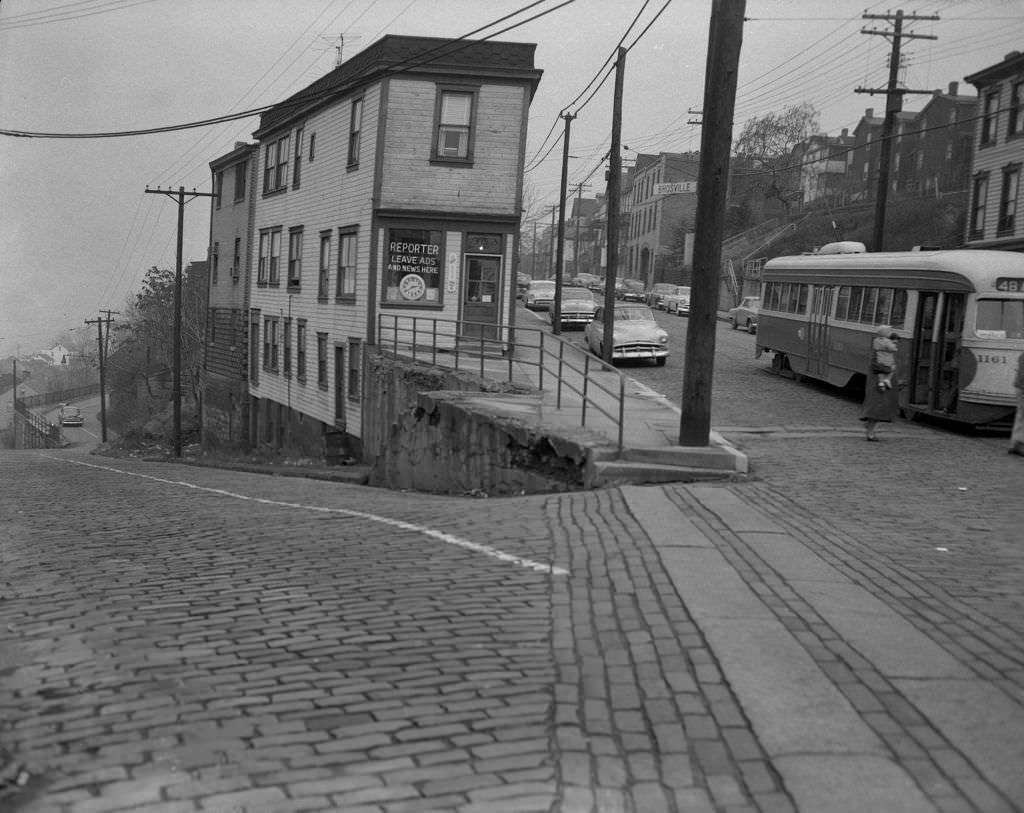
[841,128,849,138]
[866,108,874,119]
[948,81,958,96]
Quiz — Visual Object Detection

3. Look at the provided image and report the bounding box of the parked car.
[524,280,556,311]
[550,287,598,330]
[57,404,83,427]
[646,283,678,309]
[516,272,532,299]
[617,279,646,302]
[573,272,601,290]
[663,286,692,315]
[584,303,669,366]
[728,296,760,333]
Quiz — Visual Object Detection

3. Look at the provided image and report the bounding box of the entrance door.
[910,292,965,412]
[806,286,833,380]
[462,255,501,340]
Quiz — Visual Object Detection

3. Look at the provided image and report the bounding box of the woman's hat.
[876,324,893,337]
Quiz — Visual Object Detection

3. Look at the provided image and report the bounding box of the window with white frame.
[263,134,290,193]
[971,173,989,236]
[283,317,292,377]
[348,98,363,166]
[257,231,269,284]
[318,232,331,300]
[336,228,358,299]
[317,332,328,389]
[215,171,224,208]
[434,87,475,161]
[982,92,999,146]
[233,238,241,281]
[297,320,307,382]
[234,160,247,201]
[263,317,279,371]
[288,227,303,289]
[999,165,1019,233]
[269,228,282,285]
[1010,83,1024,138]
[293,128,303,189]
[347,338,361,400]
[211,241,219,285]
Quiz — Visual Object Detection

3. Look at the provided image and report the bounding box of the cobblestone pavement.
[3,316,1023,812]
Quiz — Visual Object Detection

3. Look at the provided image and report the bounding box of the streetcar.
[754,246,1024,427]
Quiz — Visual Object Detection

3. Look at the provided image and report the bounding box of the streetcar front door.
[909,292,965,413]
[806,286,832,380]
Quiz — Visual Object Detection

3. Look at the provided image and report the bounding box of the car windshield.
[530,282,555,292]
[675,287,691,295]
[63,407,80,417]
[624,280,645,291]
[562,288,593,300]
[615,306,655,321]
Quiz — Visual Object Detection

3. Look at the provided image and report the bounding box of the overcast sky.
[2,0,1022,353]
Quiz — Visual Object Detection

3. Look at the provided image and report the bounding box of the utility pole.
[145,185,216,457]
[573,182,592,278]
[553,112,576,335]
[602,47,627,366]
[85,314,112,442]
[679,0,745,446]
[856,9,938,251]
[543,205,559,278]
[531,221,538,279]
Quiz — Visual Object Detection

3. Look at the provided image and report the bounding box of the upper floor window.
[297,320,307,382]
[214,171,224,208]
[233,237,241,281]
[971,173,989,237]
[287,227,303,289]
[233,160,247,201]
[434,87,476,162]
[318,232,331,300]
[293,128,303,189]
[348,98,363,166]
[1010,83,1024,138]
[309,132,316,162]
[263,317,280,372]
[211,242,219,285]
[999,165,1019,234]
[981,92,999,146]
[283,317,292,377]
[337,228,358,300]
[263,134,290,193]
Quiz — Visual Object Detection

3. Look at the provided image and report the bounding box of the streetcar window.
[797,284,808,313]
[861,288,878,323]
[976,299,1024,339]
[848,287,864,322]
[835,286,851,320]
[875,288,893,325]
[891,289,907,327]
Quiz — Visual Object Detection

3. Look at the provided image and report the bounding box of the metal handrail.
[377,314,627,451]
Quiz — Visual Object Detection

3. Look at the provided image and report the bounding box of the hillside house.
[206,141,258,443]
[965,51,1024,251]
[243,35,542,457]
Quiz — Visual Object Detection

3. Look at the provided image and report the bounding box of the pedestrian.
[1010,349,1024,456]
[861,325,901,441]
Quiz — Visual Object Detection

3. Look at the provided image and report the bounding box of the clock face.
[399,273,426,300]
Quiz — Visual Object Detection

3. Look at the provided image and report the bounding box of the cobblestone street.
[2,444,1022,812]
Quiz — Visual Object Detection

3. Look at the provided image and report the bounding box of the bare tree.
[733,103,819,214]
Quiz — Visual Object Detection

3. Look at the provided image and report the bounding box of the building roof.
[965,50,1024,88]
[256,35,542,137]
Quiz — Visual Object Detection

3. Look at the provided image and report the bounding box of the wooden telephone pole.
[679,0,745,446]
[144,185,217,456]
[856,9,939,251]
[84,310,116,443]
[553,112,576,335]
[601,47,627,366]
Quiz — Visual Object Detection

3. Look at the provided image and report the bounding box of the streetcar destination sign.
[654,182,697,195]
[995,277,1024,292]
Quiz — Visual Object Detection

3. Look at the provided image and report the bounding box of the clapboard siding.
[249,84,381,429]
[380,79,526,215]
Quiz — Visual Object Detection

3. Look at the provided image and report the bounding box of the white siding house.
[965,51,1024,251]
[243,35,542,457]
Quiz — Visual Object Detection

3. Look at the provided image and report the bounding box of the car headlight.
[658,335,668,344]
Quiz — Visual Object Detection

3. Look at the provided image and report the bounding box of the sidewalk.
[620,483,1022,813]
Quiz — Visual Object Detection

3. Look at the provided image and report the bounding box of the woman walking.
[861,325,901,441]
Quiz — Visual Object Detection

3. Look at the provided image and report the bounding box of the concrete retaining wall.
[364,353,601,495]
